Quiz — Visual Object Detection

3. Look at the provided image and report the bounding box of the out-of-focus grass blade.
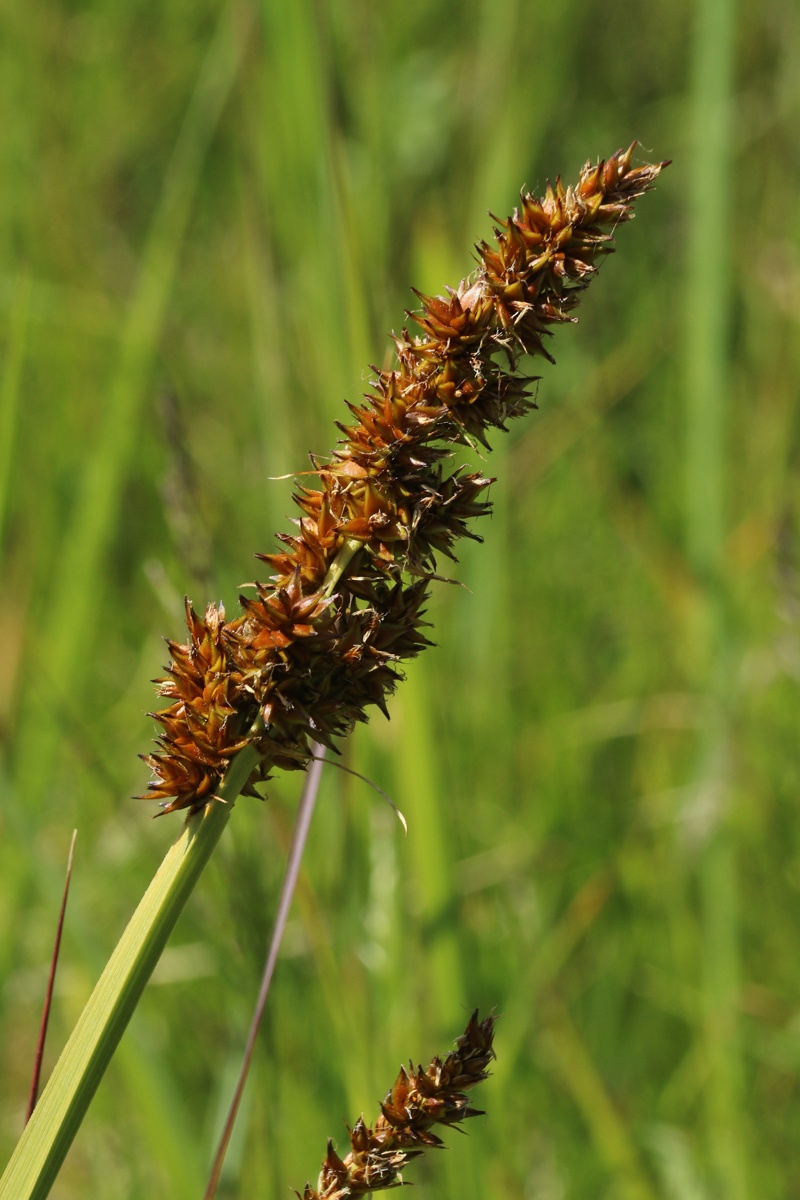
[13,1,252,811]
[395,659,464,1026]
[0,271,29,561]
[542,993,658,1200]
[686,0,733,571]
[685,0,747,1194]
[114,1031,208,1200]
[0,746,255,1200]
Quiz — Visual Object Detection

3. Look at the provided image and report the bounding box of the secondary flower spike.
[142,144,668,816]
[295,1009,497,1199]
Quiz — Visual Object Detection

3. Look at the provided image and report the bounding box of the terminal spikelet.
[142,144,668,816]
[296,1010,497,1199]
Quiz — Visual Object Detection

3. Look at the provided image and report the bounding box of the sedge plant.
[0,144,667,1200]
[295,1010,497,1199]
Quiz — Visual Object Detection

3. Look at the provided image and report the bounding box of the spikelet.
[296,1010,497,1199]
[142,144,668,816]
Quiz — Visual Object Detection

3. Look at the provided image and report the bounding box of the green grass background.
[1,0,798,1196]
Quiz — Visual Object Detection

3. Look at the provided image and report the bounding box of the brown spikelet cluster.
[142,144,668,816]
[296,1010,496,1199]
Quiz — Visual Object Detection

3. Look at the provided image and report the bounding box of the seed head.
[296,1010,497,1199]
[142,144,668,816]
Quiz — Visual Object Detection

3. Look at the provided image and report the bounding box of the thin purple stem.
[203,745,326,1199]
[25,829,77,1124]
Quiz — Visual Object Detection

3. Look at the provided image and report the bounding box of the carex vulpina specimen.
[142,144,668,816]
[295,1010,496,1199]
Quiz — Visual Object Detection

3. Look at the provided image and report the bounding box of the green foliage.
[0,0,797,1197]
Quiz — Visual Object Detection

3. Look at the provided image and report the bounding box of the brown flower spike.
[142,144,668,816]
[296,1010,497,1199]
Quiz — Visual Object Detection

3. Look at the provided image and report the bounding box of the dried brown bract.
[142,144,668,816]
[296,1010,497,1199]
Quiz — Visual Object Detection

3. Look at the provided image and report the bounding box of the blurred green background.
[1,0,798,1196]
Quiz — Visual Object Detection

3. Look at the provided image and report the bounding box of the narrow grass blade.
[204,745,326,1200]
[542,993,658,1200]
[13,0,253,810]
[25,830,77,1123]
[685,0,747,1193]
[0,745,257,1200]
[0,271,30,560]
[395,660,464,1025]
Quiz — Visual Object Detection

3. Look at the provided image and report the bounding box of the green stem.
[0,538,365,1199]
[0,745,258,1200]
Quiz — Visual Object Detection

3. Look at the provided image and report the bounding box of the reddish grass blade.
[25,830,78,1124]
